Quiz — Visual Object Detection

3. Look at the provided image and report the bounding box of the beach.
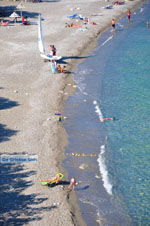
[0,0,144,225]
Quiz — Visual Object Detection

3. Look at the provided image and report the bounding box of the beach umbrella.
[9,12,20,22]
[17,2,25,17]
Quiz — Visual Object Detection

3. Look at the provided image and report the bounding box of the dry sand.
[0,0,144,225]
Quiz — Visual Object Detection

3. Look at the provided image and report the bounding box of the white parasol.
[9,12,20,22]
[9,12,20,18]
[17,2,25,17]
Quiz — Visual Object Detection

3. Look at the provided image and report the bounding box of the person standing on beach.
[52,45,56,56]
[50,60,57,73]
[127,9,131,23]
[49,45,57,56]
[68,177,77,190]
[111,19,116,31]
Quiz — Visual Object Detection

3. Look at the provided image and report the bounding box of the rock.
[79,163,89,170]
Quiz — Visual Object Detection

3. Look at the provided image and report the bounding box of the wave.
[97,145,113,195]
[101,35,113,46]
[93,100,104,122]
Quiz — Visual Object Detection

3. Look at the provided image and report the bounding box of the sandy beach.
[0,0,144,225]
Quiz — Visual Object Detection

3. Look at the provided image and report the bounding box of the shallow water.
[63,1,150,225]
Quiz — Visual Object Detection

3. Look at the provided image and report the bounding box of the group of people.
[49,44,69,73]
[50,60,67,74]
[111,9,131,31]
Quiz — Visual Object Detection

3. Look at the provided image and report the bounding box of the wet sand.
[0,0,144,225]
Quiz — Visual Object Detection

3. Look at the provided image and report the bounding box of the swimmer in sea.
[104,117,116,121]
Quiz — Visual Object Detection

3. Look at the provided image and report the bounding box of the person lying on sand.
[83,17,89,24]
[90,21,97,25]
[57,65,68,73]
[0,20,9,26]
[65,22,82,28]
[82,18,97,25]
[22,16,31,25]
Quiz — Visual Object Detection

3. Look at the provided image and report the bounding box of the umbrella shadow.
[0,153,56,225]
[57,55,94,64]
[61,55,93,61]
[0,6,16,17]
[0,5,39,21]
[0,97,20,110]
[0,124,18,143]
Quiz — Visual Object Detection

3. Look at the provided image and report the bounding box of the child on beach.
[50,60,58,73]
[111,19,116,30]
[68,177,77,190]
[57,65,67,73]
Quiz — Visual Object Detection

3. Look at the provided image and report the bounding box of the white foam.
[97,145,113,195]
[93,100,104,122]
[101,35,113,46]
[117,23,124,28]
[140,8,144,13]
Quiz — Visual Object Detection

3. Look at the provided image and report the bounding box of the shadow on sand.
[0,124,18,143]
[0,97,19,110]
[57,55,94,65]
[0,6,39,19]
[0,97,19,143]
[0,156,56,225]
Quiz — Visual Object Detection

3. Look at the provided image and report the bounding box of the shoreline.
[0,0,145,225]
[59,1,145,224]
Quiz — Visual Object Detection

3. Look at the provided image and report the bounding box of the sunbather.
[0,21,9,26]
[65,22,82,28]
[57,65,68,73]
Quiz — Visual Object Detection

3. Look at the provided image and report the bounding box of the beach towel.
[68,14,83,20]
[103,5,113,9]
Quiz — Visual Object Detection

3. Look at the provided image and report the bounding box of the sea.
[63,1,150,225]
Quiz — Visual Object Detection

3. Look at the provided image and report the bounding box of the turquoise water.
[64,2,150,225]
[101,5,150,224]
